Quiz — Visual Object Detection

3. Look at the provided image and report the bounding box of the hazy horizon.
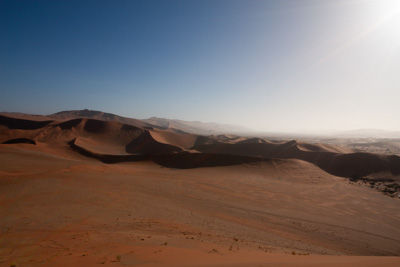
[1,0,400,132]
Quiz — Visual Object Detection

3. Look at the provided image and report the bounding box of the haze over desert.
[1,0,400,266]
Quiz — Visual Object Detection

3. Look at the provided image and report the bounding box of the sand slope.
[0,145,399,266]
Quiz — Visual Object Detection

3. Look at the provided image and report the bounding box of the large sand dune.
[193,141,400,178]
[2,114,399,183]
[1,114,400,266]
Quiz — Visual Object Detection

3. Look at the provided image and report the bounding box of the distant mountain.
[49,109,154,129]
[142,117,253,135]
[49,109,254,135]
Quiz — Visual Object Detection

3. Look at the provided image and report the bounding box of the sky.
[1,0,400,132]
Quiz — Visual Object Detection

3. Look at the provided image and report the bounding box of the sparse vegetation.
[348,175,400,198]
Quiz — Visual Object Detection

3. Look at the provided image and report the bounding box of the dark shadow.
[0,115,53,130]
[2,138,36,145]
[55,119,83,129]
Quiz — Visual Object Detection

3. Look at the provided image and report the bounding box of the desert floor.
[1,143,400,266]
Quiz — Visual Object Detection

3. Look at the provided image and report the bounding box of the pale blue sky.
[1,0,399,132]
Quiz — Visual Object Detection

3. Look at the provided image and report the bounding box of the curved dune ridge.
[193,141,400,177]
[296,141,353,154]
[69,137,263,167]
[54,118,186,155]
[74,137,128,155]
[126,131,183,155]
[149,130,218,149]
[1,114,400,178]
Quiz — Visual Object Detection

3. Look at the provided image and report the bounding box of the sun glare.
[369,0,400,27]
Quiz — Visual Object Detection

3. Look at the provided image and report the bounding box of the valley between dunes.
[1,113,400,266]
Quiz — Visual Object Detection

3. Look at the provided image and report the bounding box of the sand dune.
[149,130,217,149]
[193,141,400,178]
[49,109,153,129]
[49,109,253,135]
[1,113,400,266]
[296,141,353,154]
[69,137,260,167]
[1,115,399,179]
[74,137,128,155]
[125,131,183,155]
[0,145,399,266]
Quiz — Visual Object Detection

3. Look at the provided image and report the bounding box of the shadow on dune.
[126,131,183,155]
[55,119,83,130]
[68,138,262,168]
[84,119,112,133]
[193,142,400,177]
[2,138,36,145]
[0,115,53,130]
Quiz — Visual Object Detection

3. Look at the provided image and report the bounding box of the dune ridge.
[1,114,400,180]
[193,141,400,178]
